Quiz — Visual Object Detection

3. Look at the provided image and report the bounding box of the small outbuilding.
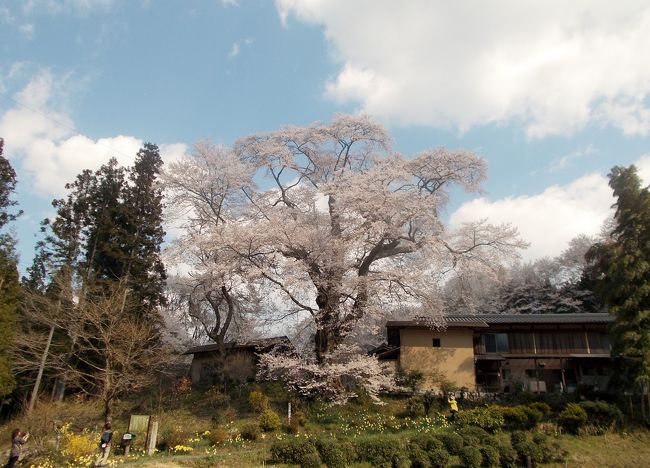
[184,336,294,385]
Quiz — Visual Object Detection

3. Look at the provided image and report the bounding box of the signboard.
[128,415,150,436]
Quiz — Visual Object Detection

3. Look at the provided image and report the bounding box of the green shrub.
[578,400,623,431]
[240,423,260,441]
[459,445,483,468]
[480,445,500,468]
[456,406,504,432]
[510,430,527,446]
[457,426,494,446]
[511,431,546,464]
[259,408,282,432]
[300,451,322,468]
[357,436,405,467]
[316,439,348,468]
[497,405,541,430]
[522,406,543,427]
[497,440,519,468]
[498,406,528,430]
[248,390,269,412]
[531,432,547,445]
[271,439,318,464]
[408,445,431,468]
[428,448,450,468]
[558,403,588,434]
[438,432,463,455]
[513,440,544,465]
[409,434,444,452]
[528,401,551,416]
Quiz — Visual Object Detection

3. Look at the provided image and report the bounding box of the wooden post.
[287,402,292,424]
[146,420,158,455]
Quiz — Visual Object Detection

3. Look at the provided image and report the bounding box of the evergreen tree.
[20,144,167,403]
[121,143,167,321]
[0,139,21,399]
[586,165,650,387]
[82,158,127,286]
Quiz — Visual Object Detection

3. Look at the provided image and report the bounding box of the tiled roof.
[455,313,613,325]
[184,336,293,355]
[387,313,613,328]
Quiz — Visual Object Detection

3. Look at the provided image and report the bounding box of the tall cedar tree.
[79,146,166,322]
[121,143,167,319]
[586,165,650,387]
[0,139,22,398]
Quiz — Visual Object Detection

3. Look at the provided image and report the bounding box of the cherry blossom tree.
[165,116,526,365]
[163,142,261,350]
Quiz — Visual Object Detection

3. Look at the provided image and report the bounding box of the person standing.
[5,429,29,468]
[447,394,459,422]
[94,422,113,467]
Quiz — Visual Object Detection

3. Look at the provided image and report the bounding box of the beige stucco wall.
[399,328,476,390]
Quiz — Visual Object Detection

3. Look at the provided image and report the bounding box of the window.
[586,332,611,353]
[484,333,509,353]
[432,338,441,348]
[508,333,534,353]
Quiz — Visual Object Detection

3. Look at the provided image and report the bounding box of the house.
[184,336,294,385]
[377,313,614,393]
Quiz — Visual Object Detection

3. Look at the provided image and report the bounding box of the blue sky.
[1,0,650,271]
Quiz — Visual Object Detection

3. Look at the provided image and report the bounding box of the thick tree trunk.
[314,310,341,362]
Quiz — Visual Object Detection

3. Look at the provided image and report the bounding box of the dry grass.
[545,431,650,467]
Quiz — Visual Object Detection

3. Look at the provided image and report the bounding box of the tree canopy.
[0,138,21,399]
[586,165,650,387]
[165,115,526,368]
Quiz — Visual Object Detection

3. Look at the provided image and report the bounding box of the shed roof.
[184,336,293,355]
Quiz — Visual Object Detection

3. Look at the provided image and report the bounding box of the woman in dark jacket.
[94,423,113,467]
[5,429,29,468]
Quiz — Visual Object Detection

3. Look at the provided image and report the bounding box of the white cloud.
[0,5,15,23]
[450,159,650,261]
[277,0,650,137]
[0,69,187,198]
[19,23,34,39]
[228,42,241,58]
[228,37,253,59]
[637,154,650,184]
[221,0,239,6]
[547,144,595,173]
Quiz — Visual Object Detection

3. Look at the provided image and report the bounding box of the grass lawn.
[545,431,650,468]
